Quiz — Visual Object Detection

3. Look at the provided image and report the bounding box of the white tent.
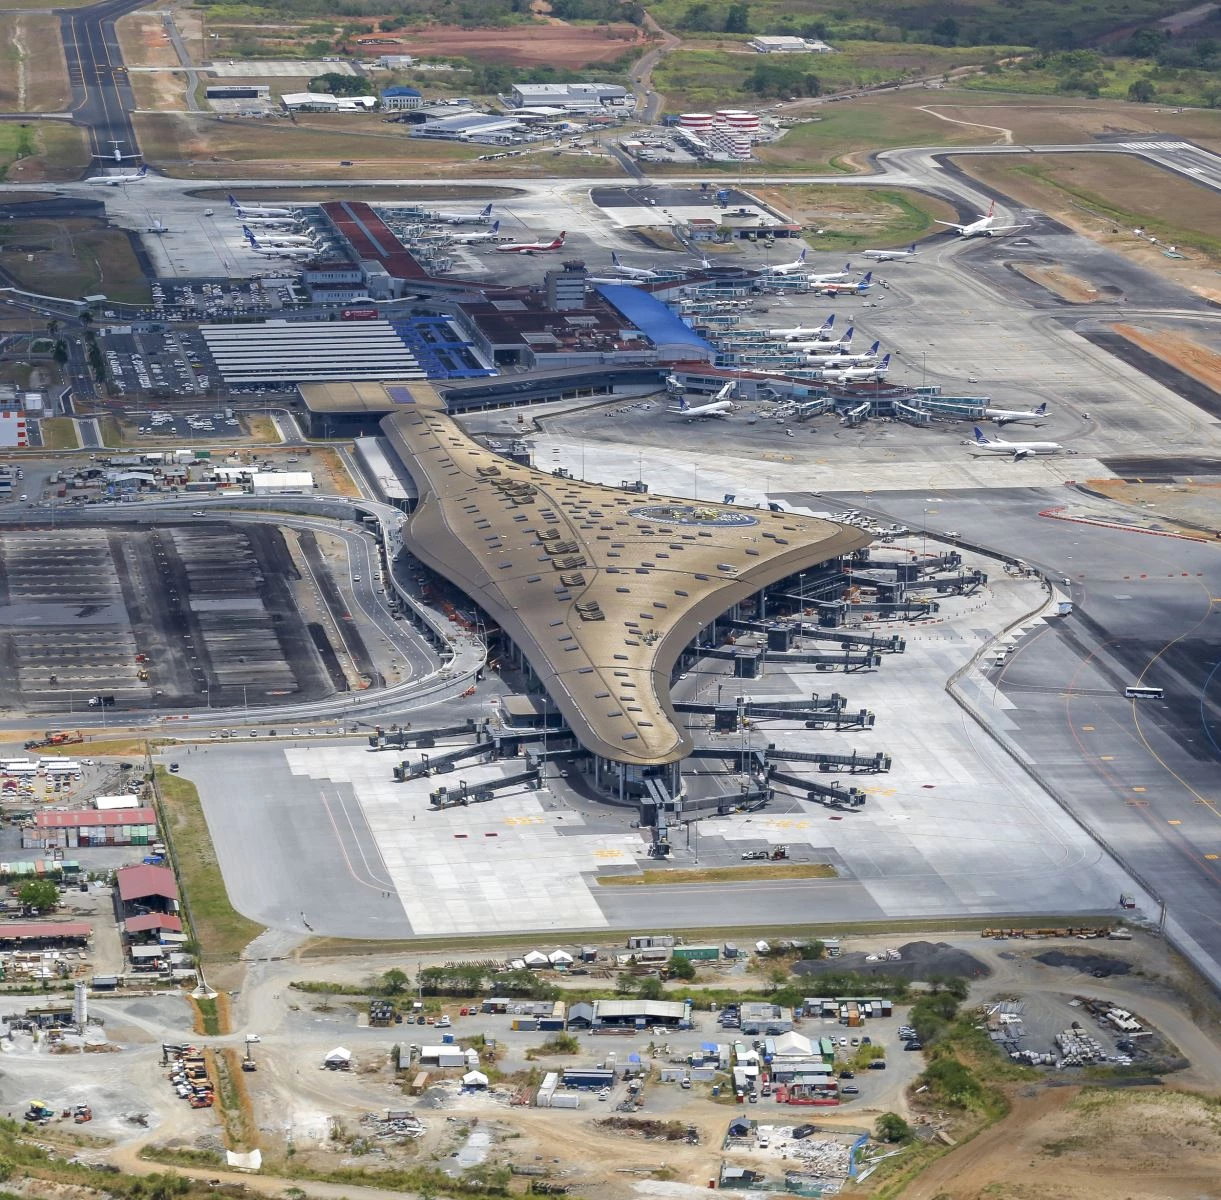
[523,950,550,968]
[324,1046,352,1065]
[462,1070,489,1088]
[548,949,574,965]
[771,1031,812,1057]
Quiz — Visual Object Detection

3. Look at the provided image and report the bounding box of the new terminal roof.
[380,383,868,767]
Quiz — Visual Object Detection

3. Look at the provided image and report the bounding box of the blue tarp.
[594,283,715,356]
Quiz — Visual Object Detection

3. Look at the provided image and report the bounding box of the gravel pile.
[1034,950,1132,977]
[793,941,990,982]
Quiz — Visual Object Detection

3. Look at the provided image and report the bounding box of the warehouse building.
[0,922,91,949]
[380,84,423,111]
[748,35,831,52]
[24,808,158,849]
[509,82,631,111]
[250,471,316,495]
[206,84,271,100]
[281,92,377,112]
[740,1002,794,1034]
[114,864,179,918]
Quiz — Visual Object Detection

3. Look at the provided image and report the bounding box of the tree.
[382,967,409,994]
[723,3,750,34]
[876,1112,910,1142]
[637,977,664,1000]
[53,339,68,366]
[1128,78,1156,102]
[18,879,59,913]
[616,972,636,995]
[669,956,696,980]
[930,16,959,45]
[766,966,789,994]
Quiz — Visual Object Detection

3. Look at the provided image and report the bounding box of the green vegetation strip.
[155,766,264,965]
[599,863,836,886]
[38,418,79,452]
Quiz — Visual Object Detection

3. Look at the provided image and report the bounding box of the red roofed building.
[115,864,179,917]
[123,913,184,936]
[0,922,92,947]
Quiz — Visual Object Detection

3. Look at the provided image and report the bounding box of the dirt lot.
[1012,264,1101,303]
[0,216,148,302]
[753,183,958,247]
[1111,323,1221,394]
[1083,478,1221,538]
[955,152,1221,302]
[900,1086,1221,1200]
[367,21,646,67]
[0,12,70,112]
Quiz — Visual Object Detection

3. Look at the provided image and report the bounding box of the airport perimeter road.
[828,486,1221,990]
[63,0,147,161]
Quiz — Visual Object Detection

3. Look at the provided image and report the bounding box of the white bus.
[1124,685,1164,700]
[0,760,38,776]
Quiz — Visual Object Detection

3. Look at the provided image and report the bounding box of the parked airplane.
[984,401,1049,426]
[234,214,302,228]
[770,316,834,341]
[146,217,168,235]
[92,139,139,163]
[821,354,890,381]
[765,248,809,276]
[610,251,658,280]
[936,200,1027,238]
[860,243,918,262]
[91,165,148,186]
[494,232,566,254]
[450,221,504,244]
[243,225,315,248]
[228,194,293,217]
[804,262,852,285]
[811,341,880,367]
[969,426,1061,459]
[789,327,854,354]
[815,272,873,296]
[673,381,737,419]
[431,203,494,225]
[244,232,315,259]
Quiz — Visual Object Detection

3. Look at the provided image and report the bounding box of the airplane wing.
[989,223,1028,233]
[1012,448,1031,461]
[933,220,965,231]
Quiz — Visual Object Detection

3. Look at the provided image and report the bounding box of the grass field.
[754,183,958,247]
[39,417,79,451]
[598,862,836,886]
[957,152,1221,261]
[962,56,1221,109]
[155,767,265,966]
[0,122,87,183]
[652,40,1023,109]
[0,14,71,112]
[0,218,149,305]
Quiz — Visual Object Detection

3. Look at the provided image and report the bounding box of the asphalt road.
[826,486,1221,990]
[62,0,148,163]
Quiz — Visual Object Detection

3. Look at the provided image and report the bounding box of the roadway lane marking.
[1100,755,1114,761]
[1132,786,1147,792]
[1081,725,1095,731]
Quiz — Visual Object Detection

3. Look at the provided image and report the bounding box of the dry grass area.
[135,113,623,179]
[955,152,1221,302]
[901,1086,1221,1200]
[117,10,180,68]
[193,184,524,202]
[754,183,957,248]
[0,13,70,112]
[367,21,645,67]
[1012,264,1101,303]
[1112,323,1221,394]
[598,862,835,887]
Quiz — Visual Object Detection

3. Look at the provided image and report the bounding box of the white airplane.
[969,425,1061,459]
[770,316,835,341]
[811,341,880,368]
[789,327,854,354]
[609,251,658,280]
[805,262,852,285]
[936,200,1028,238]
[495,232,566,254]
[765,247,810,277]
[146,217,168,235]
[860,243,918,262]
[820,354,890,382]
[244,232,315,259]
[235,213,302,228]
[430,203,494,225]
[243,225,315,248]
[450,221,504,245]
[673,381,736,419]
[984,401,1049,426]
[228,193,293,218]
[90,164,148,186]
[816,272,873,296]
[92,139,139,163]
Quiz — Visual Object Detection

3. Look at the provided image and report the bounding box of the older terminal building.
[368,381,869,806]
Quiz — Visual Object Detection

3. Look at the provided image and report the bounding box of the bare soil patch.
[1085,478,1221,537]
[372,22,645,67]
[598,862,835,887]
[117,10,180,68]
[1012,263,1100,303]
[1112,322,1221,394]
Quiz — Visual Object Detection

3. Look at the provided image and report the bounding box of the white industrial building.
[410,112,526,143]
[281,92,377,112]
[199,321,424,384]
[508,82,631,111]
[748,35,832,52]
[250,471,315,495]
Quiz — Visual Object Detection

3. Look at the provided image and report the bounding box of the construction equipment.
[24,730,83,750]
[73,1104,93,1123]
[25,1101,55,1122]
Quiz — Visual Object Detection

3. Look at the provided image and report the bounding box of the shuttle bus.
[1124,685,1164,699]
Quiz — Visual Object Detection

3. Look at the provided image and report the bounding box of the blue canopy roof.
[594,283,714,355]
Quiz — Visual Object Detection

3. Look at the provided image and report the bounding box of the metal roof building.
[116,863,179,903]
[593,284,716,363]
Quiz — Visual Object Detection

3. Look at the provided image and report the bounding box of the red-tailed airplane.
[495,232,566,254]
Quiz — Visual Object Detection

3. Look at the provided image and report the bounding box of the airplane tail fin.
[678,397,689,411]
[843,262,850,272]
[1034,402,1047,415]
[842,326,853,345]
[243,226,257,244]
[821,314,834,331]
[481,203,492,216]
[987,199,996,218]
[879,354,891,370]
[799,248,807,262]
[908,243,917,253]
[860,271,872,287]
[490,220,500,233]
[868,340,880,354]
[137,165,148,178]
[611,251,622,266]
[973,425,988,443]
[555,232,566,245]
